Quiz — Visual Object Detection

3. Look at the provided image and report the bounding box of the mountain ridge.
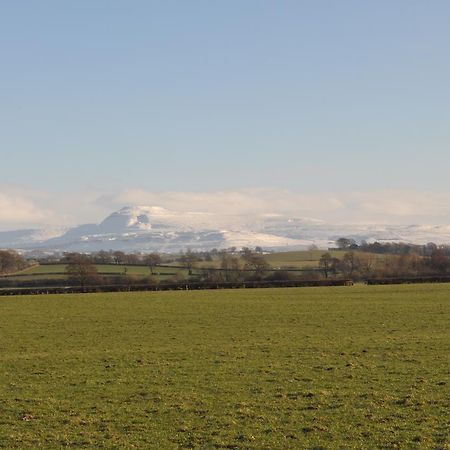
[2,205,450,253]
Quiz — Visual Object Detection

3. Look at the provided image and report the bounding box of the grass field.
[5,250,352,284]
[264,250,389,270]
[16,264,153,276]
[0,285,449,448]
[264,250,341,268]
[10,264,186,282]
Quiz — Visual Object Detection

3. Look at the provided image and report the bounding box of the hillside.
[2,206,450,253]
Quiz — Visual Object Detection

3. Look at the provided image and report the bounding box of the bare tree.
[242,248,270,278]
[429,249,450,274]
[179,249,199,275]
[220,253,242,282]
[319,253,334,278]
[339,252,356,278]
[0,250,27,275]
[113,251,127,264]
[143,253,162,274]
[65,254,100,287]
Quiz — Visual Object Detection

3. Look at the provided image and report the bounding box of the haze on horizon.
[2,1,450,230]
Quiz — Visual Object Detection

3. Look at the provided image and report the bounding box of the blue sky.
[1,1,450,227]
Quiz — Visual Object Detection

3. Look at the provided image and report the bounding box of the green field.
[264,250,340,269]
[264,250,389,270]
[5,250,355,284]
[0,285,449,448]
[11,264,187,282]
[16,264,153,276]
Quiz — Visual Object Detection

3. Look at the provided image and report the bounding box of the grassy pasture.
[0,285,449,448]
[7,249,354,283]
[7,249,397,284]
[16,264,153,276]
[11,264,186,283]
[264,250,389,269]
[264,249,337,266]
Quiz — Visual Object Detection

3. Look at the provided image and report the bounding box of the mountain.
[0,227,67,250]
[2,206,450,253]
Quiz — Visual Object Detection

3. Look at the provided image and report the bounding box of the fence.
[0,279,353,296]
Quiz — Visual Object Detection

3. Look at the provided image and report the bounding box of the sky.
[2,1,450,229]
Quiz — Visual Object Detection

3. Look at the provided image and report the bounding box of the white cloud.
[96,188,345,217]
[0,189,53,228]
[1,186,450,231]
[0,187,104,230]
[96,188,450,224]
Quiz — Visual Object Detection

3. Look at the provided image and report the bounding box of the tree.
[0,250,27,275]
[93,250,114,264]
[335,238,357,250]
[220,253,242,282]
[179,249,198,275]
[354,253,375,279]
[339,252,357,278]
[319,253,334,278]
[113,251,127,264]
[124,253,140,265]
[425,242,438,257]
[241,248,270,278]
[143,253,162,274]
[65,254,100,287]
[200,268,224,283]
[429,249,450,274]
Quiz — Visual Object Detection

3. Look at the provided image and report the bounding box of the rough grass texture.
[11,264,183,282]
[0,285,449,449]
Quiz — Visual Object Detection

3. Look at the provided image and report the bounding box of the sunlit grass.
[0,284,448,448]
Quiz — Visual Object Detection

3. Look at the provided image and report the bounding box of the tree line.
[321,244,450,280]
[4,242,450,286]
[335,237,450,257]
[62,248,272,287]
[0,250,27,275]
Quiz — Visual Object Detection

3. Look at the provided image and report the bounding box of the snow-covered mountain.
[2,206,450,253]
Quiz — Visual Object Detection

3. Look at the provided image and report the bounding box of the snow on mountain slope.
[2,205,450,253]
[98,206,215,232]
[0,227,67,249]
[220,230,314,249]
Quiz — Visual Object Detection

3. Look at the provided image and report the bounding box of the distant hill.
[2,205,450,253]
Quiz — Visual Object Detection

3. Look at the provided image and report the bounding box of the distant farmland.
[2,250,336,286]
[3,263,188,284]
[0,284,448,448]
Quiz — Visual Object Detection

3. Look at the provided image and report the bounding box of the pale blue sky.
[1,1,450,227]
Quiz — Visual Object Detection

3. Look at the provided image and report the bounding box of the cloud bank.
[0,186,449,231]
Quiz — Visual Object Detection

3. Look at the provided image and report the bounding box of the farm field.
[15,264,153,276]
[264,250,389,269]
[5,264,186,284]
[264,250,344,269]
[0,285,449,448]
[5,249,345,284]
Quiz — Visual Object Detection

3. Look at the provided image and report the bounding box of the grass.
[264,250,389,269]
[16,264,153,276]
[10,249,392,280]
[7,249,351,283]
[0,284,449,448]
[10,264,186,282]
[264,249,336,266]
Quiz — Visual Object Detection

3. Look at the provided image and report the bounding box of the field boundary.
[0,279,353,296]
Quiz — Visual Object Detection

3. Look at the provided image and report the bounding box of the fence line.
[0,279,353,296]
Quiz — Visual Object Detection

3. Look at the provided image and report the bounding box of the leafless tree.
[143,253,162,274]
[65,254,100,287]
